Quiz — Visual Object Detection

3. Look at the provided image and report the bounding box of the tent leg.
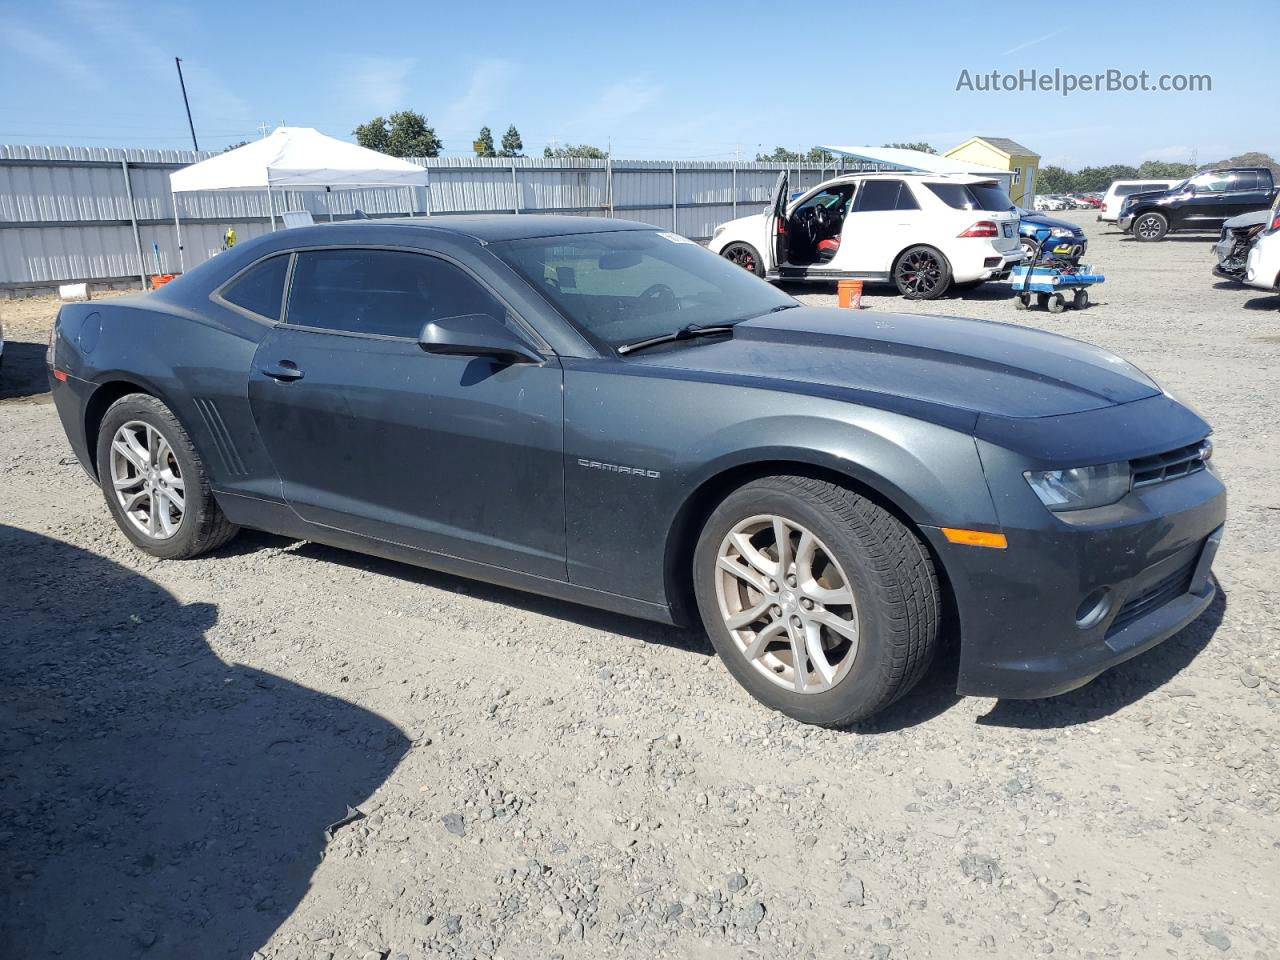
[171,191,185,273]
[266,182,277,231]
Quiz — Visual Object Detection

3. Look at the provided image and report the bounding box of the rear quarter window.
[220,255,289,320]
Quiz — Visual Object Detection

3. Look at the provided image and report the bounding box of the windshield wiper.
[616,323,735,356]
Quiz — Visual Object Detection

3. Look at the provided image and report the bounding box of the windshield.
[492,230,796,352]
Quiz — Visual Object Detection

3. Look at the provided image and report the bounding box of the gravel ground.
[2,213,1278,960]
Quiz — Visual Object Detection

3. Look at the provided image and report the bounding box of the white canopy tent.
[167,126,431,270]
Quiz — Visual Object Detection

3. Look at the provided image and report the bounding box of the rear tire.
[1047,293,1067,314]
[893,246,952,300]
[95,393,239,560]
[721,242,765,278]
[1133,212,1168,242]
[693,475,941,726]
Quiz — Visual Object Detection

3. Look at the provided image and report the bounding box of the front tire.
[693,476,940,726]
[96,393,239,559]
[721,242,765,278]
[893,246,951,300]
[1133,212,1168,242]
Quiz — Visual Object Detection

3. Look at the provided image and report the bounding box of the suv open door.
[765,171,789,273]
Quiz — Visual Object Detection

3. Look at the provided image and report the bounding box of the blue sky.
[0,0,1275,168]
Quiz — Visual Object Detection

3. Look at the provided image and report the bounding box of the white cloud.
[443,59,517,130]
[0,19,101,87]
[343,57,417,115]
[1002,29,1064,56]
[579,77,662,126]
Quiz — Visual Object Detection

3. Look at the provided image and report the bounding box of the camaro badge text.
[577,458,661,479]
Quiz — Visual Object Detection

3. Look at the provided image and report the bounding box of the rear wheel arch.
[84,378,188,479]
[663,457,957,630]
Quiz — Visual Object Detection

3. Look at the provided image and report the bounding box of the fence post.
[731,162,737,219]
[512,160,520,214]
[120,160,147,290]
[671,162,678,233]
[425,164,432,217]
[606,156,613,217]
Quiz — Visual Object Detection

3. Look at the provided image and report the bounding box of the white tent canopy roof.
[169,126,430,192]
[819,145,1006,176]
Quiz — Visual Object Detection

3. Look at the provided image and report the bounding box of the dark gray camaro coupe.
[49,216,1225,725]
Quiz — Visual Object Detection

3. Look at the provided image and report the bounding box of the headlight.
[1024,461,1130,511]
[1049,227,1074,238]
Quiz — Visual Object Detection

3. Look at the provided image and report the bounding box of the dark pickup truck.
[1119,167,1278,241]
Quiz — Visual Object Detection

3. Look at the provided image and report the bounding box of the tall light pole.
[174,57,199,152]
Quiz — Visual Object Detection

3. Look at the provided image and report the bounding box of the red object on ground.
[150,274,174,289]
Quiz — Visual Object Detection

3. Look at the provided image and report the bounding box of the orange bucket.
[837,278,863,309]
[150,274,174,289]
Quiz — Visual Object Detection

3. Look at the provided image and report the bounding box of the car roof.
[348,214,658,243]
[817,172,998,187]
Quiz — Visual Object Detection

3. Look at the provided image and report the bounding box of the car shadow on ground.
[1243,294,1280,311]
[0,339,52,402]
[220,530,715,658]
[0,525,409,959]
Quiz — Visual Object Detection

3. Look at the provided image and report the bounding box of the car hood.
[626,307,1160,422]
[1223,209,1269,231]
[1020,211,1082,233]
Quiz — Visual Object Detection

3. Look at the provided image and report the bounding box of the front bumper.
[1117,213,1135,232]
[926,441,1226,700]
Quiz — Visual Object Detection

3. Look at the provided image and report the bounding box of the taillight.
[47,311,59,367]
[1101,202,1108,212]
[958,220,998,238]
[1270,213,1280,233]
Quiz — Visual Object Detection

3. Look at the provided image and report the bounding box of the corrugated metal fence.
[0,144,867,295]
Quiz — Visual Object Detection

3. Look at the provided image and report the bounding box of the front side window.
[221,254,289,320]
[285,249,504,338]
[1189,172,1234,194]
[493,230,794,351]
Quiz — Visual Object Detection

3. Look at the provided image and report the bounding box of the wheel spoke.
[787,623,810,693]
[113,471,144,491]
[729,531,778,579]
[803,620,837,687]
[809,607,859,644]
[161,485,185,514]
[773,517,792,575]
[725,598,772,631]
[742,618,786,661]
[112,437,147,473]
[717,554,768,595]
[802,581,855,607]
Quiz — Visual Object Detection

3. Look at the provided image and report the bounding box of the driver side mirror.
[418,313,542,364]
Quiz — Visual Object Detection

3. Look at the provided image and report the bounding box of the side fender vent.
[192,397,247,477]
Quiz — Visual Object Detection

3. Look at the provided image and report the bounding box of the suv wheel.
[721,242,765,278]
[1133,212,1168,242]
[96,393,239,559]
[693,476,941,726]
[893,246,951,299]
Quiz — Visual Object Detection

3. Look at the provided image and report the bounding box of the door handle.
[261,361,304,382]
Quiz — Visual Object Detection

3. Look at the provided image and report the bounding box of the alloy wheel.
[1136,215,1163,240]
[896,250,943,296]
[713,514,860,694]
[109,420,186,540]
[725,245,758,273]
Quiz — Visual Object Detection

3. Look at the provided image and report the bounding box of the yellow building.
[944,137,1041,207]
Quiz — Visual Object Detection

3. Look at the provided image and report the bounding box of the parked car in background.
[1119,168,1279,241]
[1034,195,1069,212]
[1243,197,1280,293]
[1016,208,1088,261]
[1099,180,1177,222]
[1212,209,1271,283]
[709,172,1023,299]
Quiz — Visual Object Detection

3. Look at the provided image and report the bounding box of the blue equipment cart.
[1010,261,1105,313]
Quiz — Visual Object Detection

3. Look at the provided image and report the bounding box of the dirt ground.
[2,213,1278,960]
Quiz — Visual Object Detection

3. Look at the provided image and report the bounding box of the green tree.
[1138,159,1196,180]
[1035,164,1077,194]
[473,126,496,158]
[499,125,524,158]
[754,146,836,163]
[353,110,442,158]
[882,142,936,154]
[543,143,608,159]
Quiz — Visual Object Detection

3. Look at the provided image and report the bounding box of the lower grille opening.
[1105,560,1196,638]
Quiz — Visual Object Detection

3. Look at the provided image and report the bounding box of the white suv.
[708,172,1023,299]
[1244,199,1280,294]
[1098,179,1175,222]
